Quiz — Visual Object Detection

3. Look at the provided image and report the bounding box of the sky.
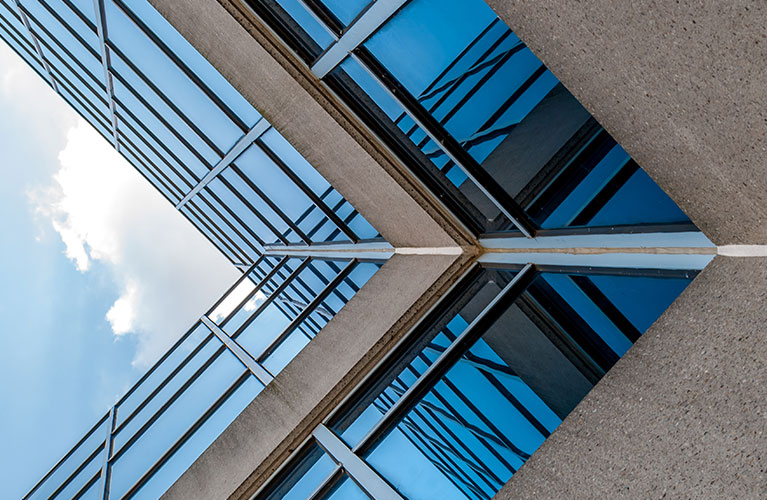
[0,42,239,498]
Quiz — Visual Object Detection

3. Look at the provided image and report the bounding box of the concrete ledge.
[486,0,767,245]
[161,253,473,500]
[494,256,767,499]
[148,0,472,248]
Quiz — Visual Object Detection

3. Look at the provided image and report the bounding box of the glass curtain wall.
[24,256,383,500]
[0,0,380,269]
[258,263,697,500]
[244,0,691,236]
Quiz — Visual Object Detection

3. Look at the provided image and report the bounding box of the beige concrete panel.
[494,256,767,499]
[161,253,471,500]
[148,0,471,248]
[486,0,767,245]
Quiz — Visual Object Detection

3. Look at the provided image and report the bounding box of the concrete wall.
[495,255,767,499]
[148,0,474,249]
[486,0,767,245]
[161,253,472,500]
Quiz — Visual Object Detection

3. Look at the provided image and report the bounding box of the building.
[5,0,764,499]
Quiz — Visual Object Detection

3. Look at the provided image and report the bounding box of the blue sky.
[0,42,239,498]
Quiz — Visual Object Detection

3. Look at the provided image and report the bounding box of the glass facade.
[25,256,382,500]
[3,0,713,498]
[260,263,698,500]
[248,0,692,236]
[0,0,379,269]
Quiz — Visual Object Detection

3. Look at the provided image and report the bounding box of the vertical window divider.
[176,118,270,209]
[201,315,274,386]
[98,406,116,499]
[12,0,58,91]
[313,425,404,500]
[310,0,407,78]
[93,0,120,147]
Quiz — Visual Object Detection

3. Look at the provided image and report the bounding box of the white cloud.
[31,119,239,367]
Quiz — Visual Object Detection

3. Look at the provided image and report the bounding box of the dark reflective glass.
[360,0,690,234]
[261,443,337,500]
[321,266,695,500]
[317,0,372,28]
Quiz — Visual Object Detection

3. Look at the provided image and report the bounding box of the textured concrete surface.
[486,0,767,245]
[161,254,468,500]
[148,0,470,248]
[495,256,767,499]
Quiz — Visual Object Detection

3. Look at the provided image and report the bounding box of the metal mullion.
[19,0,100,59]
[12,0,57,90]
[113,110,199,190]
[258,259,357,362]
[473,370,550,438]
[217,258,290,328]
[117,122,192,197]
[570,159,639,227]
[19,7,102,83]
[228,163,312,244]
[0,7,45,63]
[307,465,344,500]
[202,316,273,384]
[212,173,290,246]
[296,0,344,37]
[119,371,252,500]
[185,199,252,264]
[351,48,536,237]
[391,412,491,499]
[281,186,335,241]
[177,118,270,208]
[113,332,216,437]
[71,470,102,500]
[469,65,548,140]
[42,441,104,500]
[60,0,96,32]
[403,352,522,472]
[313,425,404,500]
[111,0,249,131]
[354,264,536,455]
[305,193,346,241]
[34,33,109,107]
[115,321,209,408]
[304,260,347,320]
[257,138,358,242]
[0,26,49,84]
[93,0,120,146]
[380,379,502,493]
[107,46,224,159]
[206,256,267,316]
[184,198,250,265]
[232,259,313,338]
[109,342,230,463]
[196,191,264,256]
[310,0,408,78]
[386,381,516,463]
[97,407,116,499]
[198,186,268,250]
[118,131,187,201]
[376,391,494,497]
[418,19,501,100]
[433,44,526,131]
[52,74,112,131]
[405,393,512,488]
[421,36,516,132]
